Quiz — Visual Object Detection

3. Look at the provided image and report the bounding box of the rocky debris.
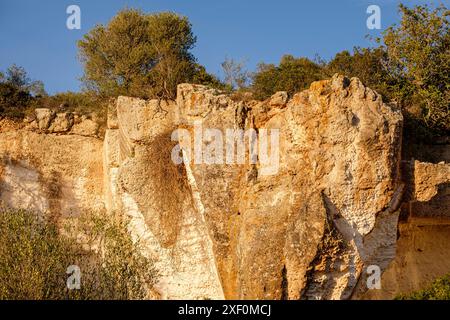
[0,118,24,132]
[23,114,35,124]
[48,112,74,133]
[269,91,288,107]
[35,108,56,130]
[16,108,102,137]
[71,116,99,137]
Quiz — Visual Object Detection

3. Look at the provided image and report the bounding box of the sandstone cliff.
[0,74,449,300]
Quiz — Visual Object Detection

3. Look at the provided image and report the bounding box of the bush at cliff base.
[0,207,156,300]
[396,274,450,300]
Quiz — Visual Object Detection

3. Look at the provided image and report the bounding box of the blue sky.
[0,0,444,94]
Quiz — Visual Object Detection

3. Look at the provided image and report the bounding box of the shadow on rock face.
[118,130,190,248]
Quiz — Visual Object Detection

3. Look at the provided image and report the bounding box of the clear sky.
[0,0,444,94]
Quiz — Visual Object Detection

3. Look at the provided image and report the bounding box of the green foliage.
[251,55,326,100]
[78,9,219,99]
[192,64,229,90]
[321,3,449,139]
[250,3,448,137]
[0,65,47,118]
[396,274,450,300]
[5,65,30,89]
[327,47,408,103]
[2,64,46,97]
[0,82,32,118]
[0,207,156,300]
[0,64,107,121]
[33,91,107,120]
[382,3,449,133]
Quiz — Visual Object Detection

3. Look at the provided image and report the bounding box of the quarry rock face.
[172,75,404,299]
[412,161,450,219]
[104,96,224,299]
[360,160,450,299]
[3,74,449,300]
[0,129,104,219]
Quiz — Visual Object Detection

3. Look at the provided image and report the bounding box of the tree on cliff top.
[381,3,449,133]
[0,64,46,118]
[78,9,222,99]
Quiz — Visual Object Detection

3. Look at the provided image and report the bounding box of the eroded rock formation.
[103,74,405,299]
[0,116,104,220]
[1,74,448,299]
[360,160,450,299]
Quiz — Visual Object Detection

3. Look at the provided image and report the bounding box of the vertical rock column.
[103,97,224,300]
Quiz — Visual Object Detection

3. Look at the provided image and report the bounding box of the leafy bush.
[326,47,408,103]
[396,274,450,300]
[251,55,326,100]
[382,3,449,134]
[32,91,108,121]
[0,65,45,119]
[0,82,32,118]
[0,207,156,300]
[251,3,448,139]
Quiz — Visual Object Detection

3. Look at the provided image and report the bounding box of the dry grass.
[145,131,190,247]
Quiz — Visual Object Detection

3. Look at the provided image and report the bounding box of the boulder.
[35,108,55,131]
[71,116,99,137]
[269,91,288,107]
[48,112,74,133]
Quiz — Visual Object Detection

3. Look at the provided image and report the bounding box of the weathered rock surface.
[0,130,104,219]
[3,74,448,300]
[27,108,100,137]
[35,108,56,130]
[105,96,224,299]
[48,112,74,133]
[360,161,450,299]
[173,75,403,299]
[71,116,99,137]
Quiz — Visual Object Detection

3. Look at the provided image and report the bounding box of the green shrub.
[32,91,108,120]
[0,207,156,300]
[382,3,449,134]
[251,55,326,100]
[0,82,32,119]
[396,274,450,300]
